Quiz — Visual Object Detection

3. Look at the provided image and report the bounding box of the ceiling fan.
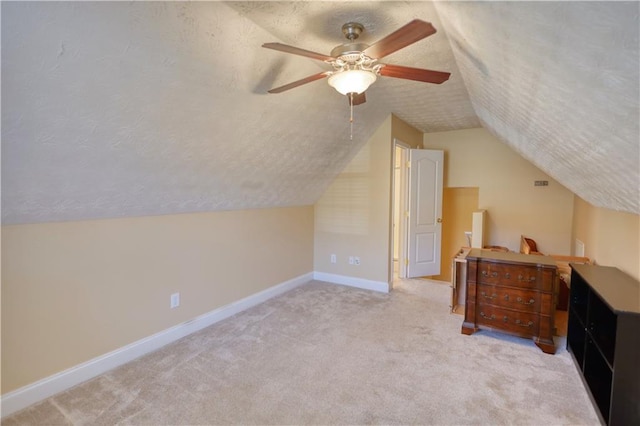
[262,19,450,106]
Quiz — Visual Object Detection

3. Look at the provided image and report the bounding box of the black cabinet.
[567,264,640,425]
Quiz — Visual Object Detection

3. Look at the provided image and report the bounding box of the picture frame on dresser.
[566,264,640,426]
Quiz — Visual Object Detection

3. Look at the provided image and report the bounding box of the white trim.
[0,272,313,418]
[313,271,389,293]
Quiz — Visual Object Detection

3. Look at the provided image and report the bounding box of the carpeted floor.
[2,278,600,425]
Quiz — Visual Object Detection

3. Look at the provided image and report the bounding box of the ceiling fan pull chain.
[349,93,354,140]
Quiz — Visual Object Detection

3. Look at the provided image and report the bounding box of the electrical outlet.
[330,254,337,264]
[354,256,360,265]
[349,256,354,265]
[170,292,180,309]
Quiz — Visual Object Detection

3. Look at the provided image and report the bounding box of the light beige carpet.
[2,279,600,425]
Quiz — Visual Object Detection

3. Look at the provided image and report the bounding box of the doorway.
[392,141,410,281]
[391,143,445,283]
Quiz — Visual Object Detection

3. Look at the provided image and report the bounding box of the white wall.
[424,128,575,254]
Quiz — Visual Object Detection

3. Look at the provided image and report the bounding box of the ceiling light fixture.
[327,54,382,140]
[327,69,377,95]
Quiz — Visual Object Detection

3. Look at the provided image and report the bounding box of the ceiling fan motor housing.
[333,22,370,63]
[330,42,371,62]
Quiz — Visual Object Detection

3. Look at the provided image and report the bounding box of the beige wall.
[572,196,640,281]
[431,187,479,282]
[424,128,575,254]
[1,205,314,393]
[391,114,423,147]
[314,115,422,283]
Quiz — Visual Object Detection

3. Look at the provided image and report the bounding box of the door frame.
[390,139,410,283]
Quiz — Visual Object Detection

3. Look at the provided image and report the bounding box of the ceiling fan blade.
[379,64,450,84]
[262,43,335,62]
[348,92,366,106]
[363,20,437,60]
[268,72,331,94]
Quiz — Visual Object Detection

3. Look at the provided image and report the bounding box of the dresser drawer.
[477,263,553,291]
[476,304,540,336]
[477,284,548,313]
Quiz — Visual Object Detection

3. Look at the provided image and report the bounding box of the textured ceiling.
[435,1,639,214]
[1,1,638,225]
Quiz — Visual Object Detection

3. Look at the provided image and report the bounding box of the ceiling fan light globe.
[328,70,377,95]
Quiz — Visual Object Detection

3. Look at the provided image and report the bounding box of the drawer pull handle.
[480,291,498,300]
[479,312,508,322]
[517,297,536,305]
[517,275,536,283]
[505,272,511,279]
[515,319,534,328]
[479,312,495,321]
[482,271,498,278]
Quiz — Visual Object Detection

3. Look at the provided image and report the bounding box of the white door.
[407,149,443,278]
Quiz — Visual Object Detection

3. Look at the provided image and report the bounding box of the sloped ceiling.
[435,1,639,214]
[1,1,638,225]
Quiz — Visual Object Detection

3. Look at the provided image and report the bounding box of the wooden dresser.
[461,249,558,354]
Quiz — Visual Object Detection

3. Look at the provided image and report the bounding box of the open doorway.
[405,149,444,278]
[392,140,410,282]
[391,142,445,283]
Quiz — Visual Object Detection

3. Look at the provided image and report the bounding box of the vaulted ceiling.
[2,1,638,225]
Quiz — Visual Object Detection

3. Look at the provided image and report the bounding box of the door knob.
[437,218,442,223]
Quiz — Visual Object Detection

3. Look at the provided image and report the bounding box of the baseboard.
[313,271,389,293]
[0,272,313,418]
